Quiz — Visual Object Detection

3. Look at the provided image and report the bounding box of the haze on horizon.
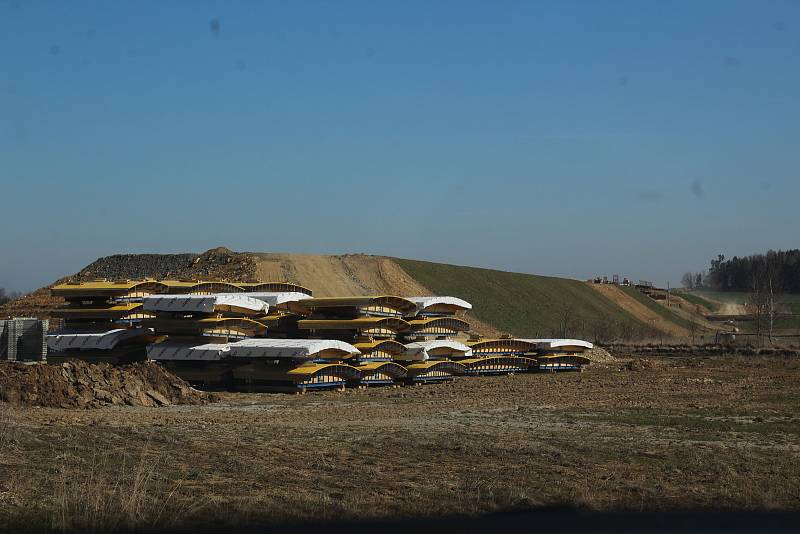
[2,0,799,293]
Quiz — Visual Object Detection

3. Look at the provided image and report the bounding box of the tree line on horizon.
[690,249,800,294]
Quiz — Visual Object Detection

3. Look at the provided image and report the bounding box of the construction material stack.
[462,338,539,375]
[295,296,415,385]
[47,280,167,363]
[142,293,268,387]
[1,318,48,361]
[522,339,593,371]
[388,296,474,383]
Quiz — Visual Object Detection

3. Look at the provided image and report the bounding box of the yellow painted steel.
[536,354,591,366]
[238,282,313,296]
[51,302,144,318]
[298,317,411,332]
[285,363,362,380]
[299,296,417,316]
[458,356,538,368]
[405,360,466,375]
[407,317,470,331]
[353,339,406,355]
[143,317,267,336]
[357,361,407,379]
[51,280,168,297]
[467,338,537,354]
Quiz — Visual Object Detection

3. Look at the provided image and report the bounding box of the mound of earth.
[0,247,258,319]
[586,346,616,362]
[0,361,215,409]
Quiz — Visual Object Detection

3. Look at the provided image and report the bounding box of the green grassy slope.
[394,258,647,337]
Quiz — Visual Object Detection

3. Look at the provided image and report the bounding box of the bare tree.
[681,272,694,290]
[558,302,575,338]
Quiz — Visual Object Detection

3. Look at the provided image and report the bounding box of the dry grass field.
[1,354,799,532]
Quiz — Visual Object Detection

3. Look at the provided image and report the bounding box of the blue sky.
[1,0,799,292]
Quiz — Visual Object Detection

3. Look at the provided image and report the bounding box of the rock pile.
[0,247,261,319]
[0,360,216,408]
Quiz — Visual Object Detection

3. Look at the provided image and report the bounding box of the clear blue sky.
[1,0,799,292]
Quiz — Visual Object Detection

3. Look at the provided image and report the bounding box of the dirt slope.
[252,253,500,336]
[589,284,690,337]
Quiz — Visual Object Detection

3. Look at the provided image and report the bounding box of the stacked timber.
[47,280,168,363]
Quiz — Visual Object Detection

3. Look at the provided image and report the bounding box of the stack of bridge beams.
[295,296,416,385]
[520,339,594,371]
[47,280,167,364]
[142,293,268,387]
[143,287,366,392]
[396,296,475,382]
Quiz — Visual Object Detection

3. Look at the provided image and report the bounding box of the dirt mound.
[75,247,257,282]
[0,361,215,409]
[586,346,616,363]
[0,248,260,319]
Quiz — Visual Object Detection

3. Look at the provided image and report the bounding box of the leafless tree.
[681,272,694,290]
[558,302,575,338]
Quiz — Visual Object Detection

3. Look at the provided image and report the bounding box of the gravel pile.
[0,360,216,408]
[75,247,257,282]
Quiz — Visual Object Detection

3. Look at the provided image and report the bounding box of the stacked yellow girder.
[47,280,168,363]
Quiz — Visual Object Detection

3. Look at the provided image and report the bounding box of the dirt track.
[2,354,798,532]
[589,284,689,337]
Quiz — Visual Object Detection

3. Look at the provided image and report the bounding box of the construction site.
[1,249,799,533]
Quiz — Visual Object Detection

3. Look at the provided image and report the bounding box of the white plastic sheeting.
[47,328,151,352]
[406,296,472,316]
[142,294,267,314]
[147,343,231,361]
[228,292,311,307]
[402,340,473,361]
[228,338,360,359]
[520,339,594,351]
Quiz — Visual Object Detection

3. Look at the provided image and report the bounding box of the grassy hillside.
[394,258,647,337]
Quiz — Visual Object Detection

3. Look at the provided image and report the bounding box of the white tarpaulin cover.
[402,340,473,361]
[406,296,472,316]
[142,294,267,314]
[146,342,231,361]
[228,338,360,359]
[520,338,594,350]
[229,292,311,307]
[47,328,151,352]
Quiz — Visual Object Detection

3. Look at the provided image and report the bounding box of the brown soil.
[0,361,214,408]
[253,253,501,336]
[590,284,689,337]
[1,354,798,532]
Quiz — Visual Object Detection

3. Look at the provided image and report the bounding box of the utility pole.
[667,281,670,307]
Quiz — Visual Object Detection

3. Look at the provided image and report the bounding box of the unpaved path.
[589,284,689,337]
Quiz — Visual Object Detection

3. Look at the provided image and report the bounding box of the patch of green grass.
[620,287,694,330]
[393,258,646,337]
[673,291,716,312]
